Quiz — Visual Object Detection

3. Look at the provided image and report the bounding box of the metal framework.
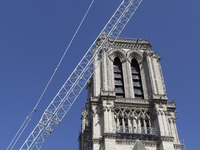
[20,0,143,149]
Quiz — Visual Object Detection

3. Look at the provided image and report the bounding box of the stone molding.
[151,94,168,101]
[102,106,114,112]
[90,97,99,102]
[115,98,149,104]
[103,133,116,139]
[108,48,127,63]
[111,38,151,50]
[116,133,158,141]
[100,90,115,97]
[108,47,144,64]
[92,138,102,144]
[159,136,174,142]
[116,140,157,147]
[127,50,143,64]
[174,143,184,149]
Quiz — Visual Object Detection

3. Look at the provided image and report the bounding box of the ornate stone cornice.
[159,136,174,142]
[115,98,149,105]
[109,38,152,50]
[151,94,168,102]
[90,97,99,102]
[114,106,150,111]
[100,90,115,97]
[92,138,102,144]
[167,100,176,110]
[174,143,184,149]
[103,133,116,139]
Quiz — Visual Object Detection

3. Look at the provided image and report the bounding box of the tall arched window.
[131,59,144,99]
[113,57,125,98]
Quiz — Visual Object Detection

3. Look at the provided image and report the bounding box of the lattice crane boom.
[20,0,143,149]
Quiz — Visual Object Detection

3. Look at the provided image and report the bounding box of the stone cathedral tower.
[79,37,183,150]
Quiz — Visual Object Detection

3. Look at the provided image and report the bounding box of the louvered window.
[131,59,144,99]
[114,57,125,98]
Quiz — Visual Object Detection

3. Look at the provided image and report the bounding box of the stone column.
[168,118,172,136]
[128,117,132,133]
[122,115,125,132]
[138,119,141,133]
[169,118,176,141]
[102,50,108,91]
[103,107,108,133]
[139,62,148,99]
[112,108,116,133]
[173,119,180,143]
[162,111,170,135]
[122,60,130,98]
[93,55,101,96]
[157,110,165,135]
[107,58,115,91]
[142,118,147,134]
[161,112,167,135]
[151,56,165,95]
[133,117,137,133]
[126,59,134,98]
[116,116,120,132]
[148,118,152,134]
[108,107,115,133]
[92,105,101,139]
[146,55,157,95]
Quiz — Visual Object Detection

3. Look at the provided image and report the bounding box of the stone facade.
[79,37,183,150]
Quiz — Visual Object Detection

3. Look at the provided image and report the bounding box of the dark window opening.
[140,118,144,127]
[119,117,123,126]
[114,57,125,98]
[145,119,150,128]
[131,59,144,99]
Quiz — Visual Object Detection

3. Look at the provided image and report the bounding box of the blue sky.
[0,0,199,149]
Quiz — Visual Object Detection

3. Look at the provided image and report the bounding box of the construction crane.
[20,0,143,149]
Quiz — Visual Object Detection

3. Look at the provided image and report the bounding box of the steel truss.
[20,0,143,149]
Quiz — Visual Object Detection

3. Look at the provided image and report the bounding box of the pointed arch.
[108,49,126,63]
[113,57,125,98]
[131,58,144,99]
[127,50,143,63]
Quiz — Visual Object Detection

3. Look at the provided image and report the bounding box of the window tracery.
[114,107,156,135]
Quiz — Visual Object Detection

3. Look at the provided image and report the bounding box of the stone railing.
[116,126,158,135]
[115,98,149,104]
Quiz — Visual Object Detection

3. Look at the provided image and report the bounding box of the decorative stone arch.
[127,50,147,99]
[108,48,127,63]
[127,50,143,63]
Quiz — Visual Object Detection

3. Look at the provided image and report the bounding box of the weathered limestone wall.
[79,38,182,150]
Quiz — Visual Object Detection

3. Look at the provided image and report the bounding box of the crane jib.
[20,0,143,149]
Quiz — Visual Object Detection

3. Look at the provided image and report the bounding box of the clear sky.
[0,0,199,149]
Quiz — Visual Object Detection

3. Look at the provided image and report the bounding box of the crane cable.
[7,0,95,149]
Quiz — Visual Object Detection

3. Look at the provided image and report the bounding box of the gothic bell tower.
[79,37,183,150]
